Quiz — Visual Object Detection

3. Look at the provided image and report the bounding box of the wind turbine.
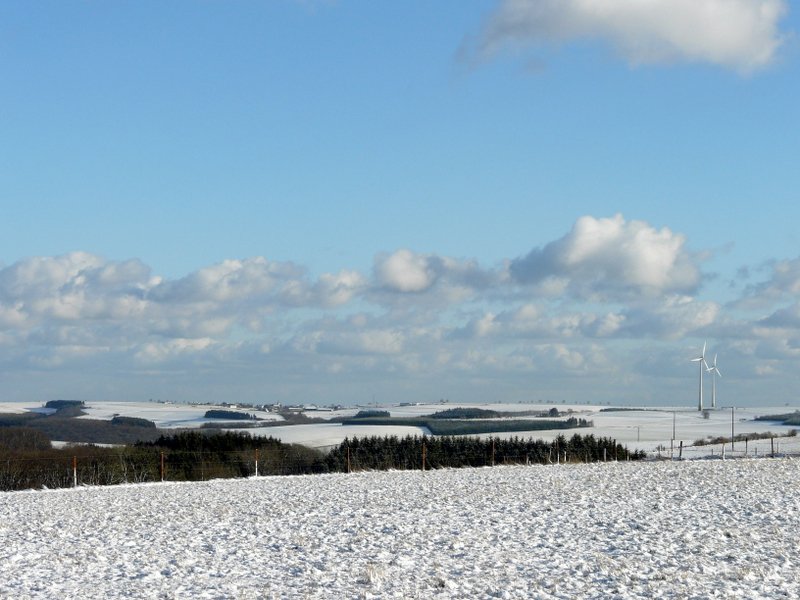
[691,341,709,411]
[706,354,722,409]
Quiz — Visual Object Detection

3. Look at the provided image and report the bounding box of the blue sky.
[1,0,799,407]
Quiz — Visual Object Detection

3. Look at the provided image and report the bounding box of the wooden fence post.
[491,439,495,467]
[73,456,77,488]
[255,448,259,477]
[679,440,683,460]
[346,445,351,474]
[422,442,426,472]
[160,452,165,482]
[771,437,775,458]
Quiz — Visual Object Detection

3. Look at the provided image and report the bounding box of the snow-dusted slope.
[2,460,799,598]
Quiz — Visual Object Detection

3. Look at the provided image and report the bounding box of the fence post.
[160,452,165,482]
[73,456,77,488]
[603,448,607,462]
[422,442,426,472]
[771,437,775,458]
[679,440,683,460]
[255,448,259,477]
[491,439,495,467]
[346,445,351,474]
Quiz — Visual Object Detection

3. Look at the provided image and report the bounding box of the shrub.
[353,410,391,419]
[111,416,157,428]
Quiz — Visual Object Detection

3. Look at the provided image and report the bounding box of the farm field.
[2,400,798,454]
[1,459,799,598]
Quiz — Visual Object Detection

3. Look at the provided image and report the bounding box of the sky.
[1,0,799,408]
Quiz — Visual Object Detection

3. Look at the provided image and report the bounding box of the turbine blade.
[702,341,707,358]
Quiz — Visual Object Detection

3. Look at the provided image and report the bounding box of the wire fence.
[1,433,796,493]
[652,434,800,461]
[0,447,324,491]
[0,436,637,492]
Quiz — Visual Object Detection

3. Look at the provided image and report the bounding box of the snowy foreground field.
[2,460,800,599]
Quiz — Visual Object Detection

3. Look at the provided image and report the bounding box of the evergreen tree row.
[0,430,644,492]
[326,433,643,471]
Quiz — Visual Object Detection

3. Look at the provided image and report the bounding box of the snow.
[4,399,800,457]
[2,459,800,598]
[76,401,285,428]
[224,423,430,450]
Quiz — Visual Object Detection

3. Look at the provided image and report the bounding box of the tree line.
[0,428,644,492]
[324,433,642,471]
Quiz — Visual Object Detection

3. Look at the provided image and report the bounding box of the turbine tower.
[691,341,708,411]
[706,354,722,409]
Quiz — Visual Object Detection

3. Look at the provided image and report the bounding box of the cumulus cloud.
[148,258,307,304]
[469,0,788,72]
[0,253,371,353]
[617,296,720,339]
[371,249,501,307]
[7,220,799,405]
[510,214,701,300]
[375,249,436,293]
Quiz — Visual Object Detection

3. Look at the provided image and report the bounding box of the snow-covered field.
[0,401,285,429]
[3,400,799,455]
[224,422,429,450]
[2,459,799,599]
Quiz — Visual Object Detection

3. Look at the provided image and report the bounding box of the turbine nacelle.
[691,341,709,370]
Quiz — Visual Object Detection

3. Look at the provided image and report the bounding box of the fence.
[0,434,637,492]
[654,434,800,461]
[0,447,328,491]
[4,433,793,493]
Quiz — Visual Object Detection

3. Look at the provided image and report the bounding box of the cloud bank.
[470,0,788,72]
[0,214,796,405]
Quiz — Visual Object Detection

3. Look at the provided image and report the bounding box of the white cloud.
[149,258,303,304]
[5,220,800,406]
[374,249,437,293]
[617,295,720,339]
[736,257,800,311]
[134,338,215,364]
[313,270,367,307]
[471,0,788,72]
[372,249,502,309]
[510,214,701,300]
